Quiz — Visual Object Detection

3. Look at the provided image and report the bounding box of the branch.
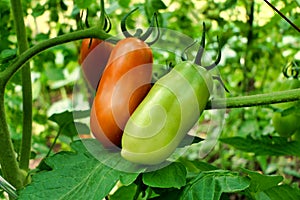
[0,27,113,86]
[10,0,33,172]
[0,88,23,189]
[263,0,300,33]
[206,88,300,109]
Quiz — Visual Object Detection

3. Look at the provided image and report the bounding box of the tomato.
[121,61,214,165]
[292,129,300,141]
[272,112,299,137]
[272,78,300,137]
[79,38,113,90]
[90,37,153,147]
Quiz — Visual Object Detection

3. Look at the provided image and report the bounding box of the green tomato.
[292,129,300,141]
[272,112,299,137]
[121,61,213,165]
[271,78,300,137]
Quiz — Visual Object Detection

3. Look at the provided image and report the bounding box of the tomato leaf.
[18,140,124,200]
[119,173,140,186]
[180,170,250,200]
[110,184,137,200]
[220,135,300,156]
[241,168,283,192]
[142,162,187,189]
[177,158,219,173]
[254,185,300,200]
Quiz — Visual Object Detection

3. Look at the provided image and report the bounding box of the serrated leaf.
[18,140,124,200]
[220,136,300,156]
[255,185,300,200]
[49,111,78,138]
[81,139,147,173]
[180,170,250,200]
[49,110,73,126]
[119,173,139,186]
[143,162,187,189]
[75,122,90,135]
[178,158,219,173]
[241,168,283,192]
[110,184,137,200]
[61,121,78,138]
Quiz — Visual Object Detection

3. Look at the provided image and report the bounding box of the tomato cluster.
[80,11,223,165]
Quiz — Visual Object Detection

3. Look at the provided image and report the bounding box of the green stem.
[99,0,105,28]
[206,88,300,109]
[10,0,32,172]
[0,85,23,189]
[0,22,111,190]
[45,128,62,159]
[0,27,113,86]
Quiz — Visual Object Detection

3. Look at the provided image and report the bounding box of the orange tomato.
[79,38,113,90]
[90,37,153,147]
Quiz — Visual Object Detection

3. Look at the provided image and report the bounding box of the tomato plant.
[1,0,300,199]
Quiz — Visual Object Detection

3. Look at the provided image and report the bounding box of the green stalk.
[10,0,32,172]
[206,88,300,109]
[0,27,113,86]
[0,84,23,189]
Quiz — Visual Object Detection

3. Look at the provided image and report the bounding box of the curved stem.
[204,36,222,71]
[194,22,206,65]
[0,86,23,190]
[139,13,156,41]
[206,88,300,109]
[11,0,32,173]
[0,27,112,86]
[99,0,105,29]
[121,7,139,38]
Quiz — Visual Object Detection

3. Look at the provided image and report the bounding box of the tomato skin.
[121,61,213,165]
[79,38,113,90]
[272,112,299,137]
[272,79,300,137]
[90,37,153,147]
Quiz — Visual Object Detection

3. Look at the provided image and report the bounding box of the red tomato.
[90,37,153,147]
[79,38,113,90]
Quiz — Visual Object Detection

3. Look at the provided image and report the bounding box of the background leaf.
[220,136,300,156]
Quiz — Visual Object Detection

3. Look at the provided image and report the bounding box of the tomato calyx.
[181,22,229,93]
[120,7,160,45]
[283,60,300,79]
